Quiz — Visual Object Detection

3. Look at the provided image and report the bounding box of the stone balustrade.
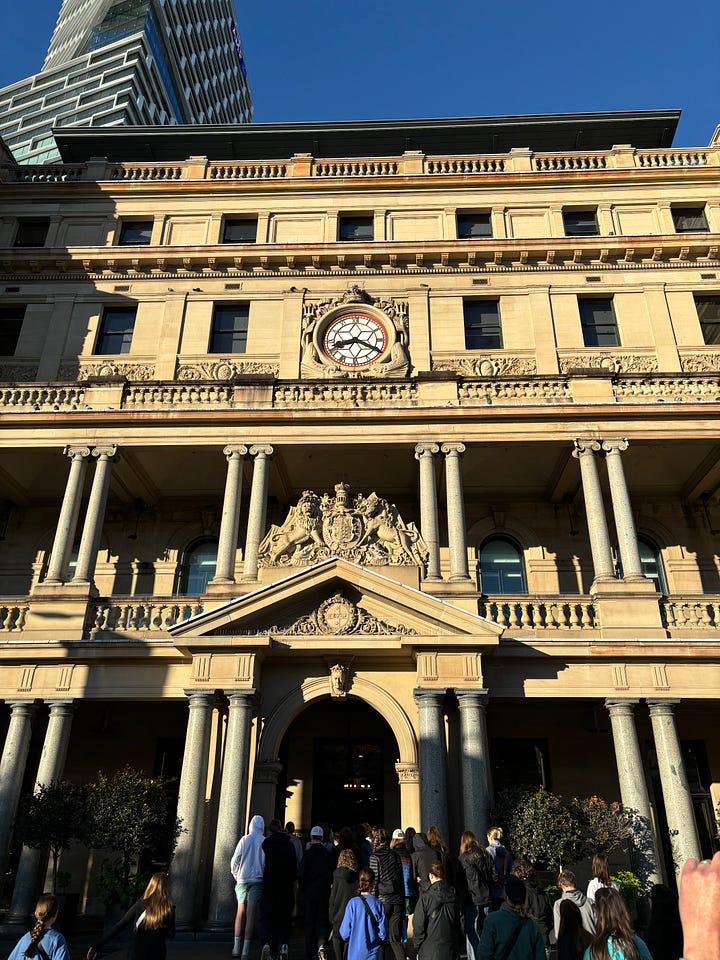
[0,603,30,631]
[479,597,597,631]
[662,598,720,630]
[88,598,204,637]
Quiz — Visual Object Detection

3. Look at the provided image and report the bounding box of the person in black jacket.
[87,872,175,960]
[412,860,463,960]
[260,820,298,960]
[411,832,437,894]
[299,826,333,960]
[457,831,497,960]
[368,827,405,960]
[511,859,551,954]
[329,848,358,960]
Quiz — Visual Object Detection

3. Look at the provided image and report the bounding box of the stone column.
[440,442,470,582]
[172,691,215,930]
[206,690,256,930]
[605,699,662,883]
[251,759,283,822]
[415,443,441,580]
[457,689,492,841]
[44,447,90,583]
[8,701,75,922]
[72,445,117,584]
[413,689,449,837]
[241,444,273,582]
[212,445,248,584]
[0,702,36,880]
[602,440,645,582]
[572,439,615,583]
[648,699,701,871]
[395,763,421,831]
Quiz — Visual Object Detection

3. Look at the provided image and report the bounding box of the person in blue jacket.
[8,894,70,960]
[339,866,388,960]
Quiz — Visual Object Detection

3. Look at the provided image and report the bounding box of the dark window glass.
[463,300,503,349]
[480,537,527,594]
[222,218,258,243]
[0,306,26,356]
[579,298,619,347]
[210,304,249,354]
[695,296,720,344]
[14,219,50,248]
[672,207,709,233]
[457,213,492,239]
[177,539,217,595]
[96,307,136,355]
[118,220,153,245]
[338,216,374,241]
[615,536,667,593]
[563,209,599,236]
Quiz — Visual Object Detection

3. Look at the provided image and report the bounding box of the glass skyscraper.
[0,0,253,164]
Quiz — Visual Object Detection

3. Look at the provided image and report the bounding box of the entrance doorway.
[275,697,400,831]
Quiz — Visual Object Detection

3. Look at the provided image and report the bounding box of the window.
[222,218,257,243]
[672,206,709,233]
[0,306,26,356]
[695,296,720,344]
[457,213,492,239]
[563,209,599,236]
[578,298,619,347]
[14,218,50,248]
[338,215,374,242]
[615,537,667,593]
[118,220,153,245]
[210,304,249,354]
[95,306,136,354]
[463,300,503,350]
[479,537,527,594]
[177,539,217,595]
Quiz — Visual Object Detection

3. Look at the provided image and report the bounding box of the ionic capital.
[414,442,440,460]
[440,441,466,457]
[63,445,91,460]
[249,444,274,460]
[572,438,602,458]
[602,438,630,455]
[223,444,248,461]
[91,444,118,460]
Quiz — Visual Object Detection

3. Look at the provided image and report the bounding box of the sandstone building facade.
[0,111,718,927]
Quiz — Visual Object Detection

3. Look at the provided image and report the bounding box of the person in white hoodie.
[231,815,266,958]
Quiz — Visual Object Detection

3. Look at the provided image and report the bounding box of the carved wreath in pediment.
[267,592,417,637]
[301,286,410,379]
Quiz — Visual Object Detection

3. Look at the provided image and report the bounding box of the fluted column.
[457,689,492,841]
[415,442,441,580]
[206,690,256,930]
[441,442,470,581]
[413,688,448,837]
[212,445,248,584]
[8,701,75,922]
[72,445,117,583]
[605,699,661,883]
[648,699,701,871]
[172,691,215,930]
[44,447,90,583]
[572,439,615,583]
[0,702,36,879]
[602,440,645,582]
[241,444,273,582]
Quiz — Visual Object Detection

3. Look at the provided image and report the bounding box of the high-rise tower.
[0,0,253,164]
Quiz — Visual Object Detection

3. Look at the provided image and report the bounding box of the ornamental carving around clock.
[322,313,388,367]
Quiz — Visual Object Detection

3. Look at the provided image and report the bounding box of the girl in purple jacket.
[339,867,388,960]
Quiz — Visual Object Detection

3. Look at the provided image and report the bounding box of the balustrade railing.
[662,598,720,630]
[479,597,597,631]
[0,603,30,631]
[88,598,204,636]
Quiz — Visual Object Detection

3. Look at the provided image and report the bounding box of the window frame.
[338,214,374,242]
[117,219,154,246]
[176,537,218,595]
[94,305,137,355]
[0,305,26,356]
[479,536,528,595]
[222,217,258,244]
[672,206,710,234]
[578,297,620,347]
[463,299,503,350]
[13,218,51,248]
[456,212,493,240]
[562,208,600,237]
[695,295,720,345]
[209,303,249,355]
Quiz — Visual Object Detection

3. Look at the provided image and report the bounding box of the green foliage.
[493,787,585,870]
[611,870,643,905]
[573,795,634,856]
[96,860,151,910]
[544,883,561,906]
[14,780,87,893]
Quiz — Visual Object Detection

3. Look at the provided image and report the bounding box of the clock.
[322,313,388,367]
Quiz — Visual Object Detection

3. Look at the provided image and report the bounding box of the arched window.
[638,536,668,594]
[479,536,527,594]
[177,538,217,595]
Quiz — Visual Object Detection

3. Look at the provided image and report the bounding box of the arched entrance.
[276,697,401,829]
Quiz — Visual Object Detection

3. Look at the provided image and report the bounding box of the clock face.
[322,313,389,367]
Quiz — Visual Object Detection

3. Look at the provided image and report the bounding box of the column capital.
[184,689,216,706]
[602,438,630,454]
[254,758,282,785]
[572,438,602,457]
[223,444,248,461]
[225,688,257,706]
[249,444,274,459]
[63,445,91,459]
[414,442,440,460]
[456,688,489,709]
[395,762,420,783]
[647,698,681,717]
[46,699,75,717]
[605,698,640,716]
[5,700,36,717]
[91,444,118,460]
[413,687,446,707]
[440,441,466,457]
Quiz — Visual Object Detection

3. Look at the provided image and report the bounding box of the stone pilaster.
[241,444,274,582]
[206,690,256,930]
[251,759,283,822]
[212,445,248,584]
[602,440,645,582]
[648,699,701,872]
[415,442,441,580]
[441,442,470,582]
[457,689,492,841]
[0,702,36,880]
[605,699,662,883]
[72,445,118,584]
[572,439,615,584]
[413,688,448,837]
[44,447,90,584]
[395,763,421,832]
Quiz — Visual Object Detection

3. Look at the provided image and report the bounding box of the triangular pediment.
[168,558,501,645]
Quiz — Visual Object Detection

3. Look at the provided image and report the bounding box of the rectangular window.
[95,306,136,355]
[563,209,599,236]
[696,296,720,344]
[0,306,26,356]
[457,213,492,239]
[673,206,709,233]
[579,298,619,347]
[338,215,374,242]
[118,220,153,245]
[463,300,503,350]
[222,218,257,243]
[14,218,50,248]
[210,304,249,354]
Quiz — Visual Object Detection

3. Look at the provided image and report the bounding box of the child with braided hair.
[8,894,70,960]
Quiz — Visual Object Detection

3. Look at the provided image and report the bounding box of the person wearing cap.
[299,826,333,960]
[477,875,545,960]
[390,828,417,945]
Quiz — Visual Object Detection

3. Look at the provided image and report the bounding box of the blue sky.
[0,0,717,146]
